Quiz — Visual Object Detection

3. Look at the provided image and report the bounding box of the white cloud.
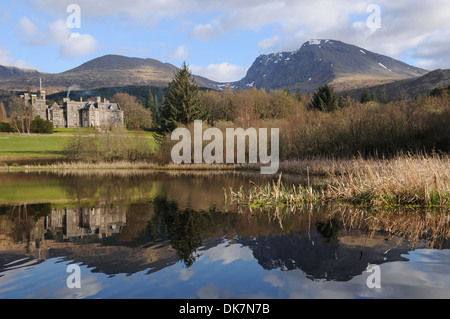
[28,0,450,70]
[47,20,99,58]
[17,17,99,58]
[0,45,36,69]
[190,23,215,41]
[169,45,189,61]
[190,62,247,82]
[18,17,40,38]
[258,35,281,52]
[59,32,99,58]
[411,29,450,70]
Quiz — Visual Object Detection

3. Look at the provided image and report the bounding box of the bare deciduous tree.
[112,93,152,130]
[9,96,33,133]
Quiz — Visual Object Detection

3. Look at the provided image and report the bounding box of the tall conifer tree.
[160,62,205,133]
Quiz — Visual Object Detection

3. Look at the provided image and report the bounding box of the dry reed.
[227,154,450,208]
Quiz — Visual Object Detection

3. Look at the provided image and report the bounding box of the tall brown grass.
[328,153,450,207]
[227,154,450,208]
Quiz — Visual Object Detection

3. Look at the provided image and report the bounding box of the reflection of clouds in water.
[200,241,254,265]
[374,250,450,298]
[178,267,195,281]
[51,262,103,299]
[0,259,104,299]
[264,274,284,287]
[261,249,450,299]
[56,274,103,299]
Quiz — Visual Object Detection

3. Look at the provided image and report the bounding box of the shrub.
[0,122,14,132]
[30,116,54,134]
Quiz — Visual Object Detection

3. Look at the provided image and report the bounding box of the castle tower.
[19,79,47,120]
[39,78,46,101]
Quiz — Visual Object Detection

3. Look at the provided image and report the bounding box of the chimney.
[80,97,83,102]
[63,98,69,103]
[96,97,101,103]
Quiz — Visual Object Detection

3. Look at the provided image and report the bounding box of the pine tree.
[338,93,352,108]
[371,89,378,103]
[146,89,160,129]
[360,88,371,104]
[308,84,339,112]
[160,62,205,133]
[380,86,388,104]
[146,90,156,109]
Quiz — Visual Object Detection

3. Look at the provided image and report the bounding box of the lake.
[0,171,449,299]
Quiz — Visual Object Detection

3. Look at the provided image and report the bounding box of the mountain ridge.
[220,39,428,93]
[0,40,437,95]
[0,54,218,93]
[347,68,450,102]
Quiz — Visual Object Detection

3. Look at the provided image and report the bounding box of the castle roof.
[82,102,121,111]
[48,102,62,110]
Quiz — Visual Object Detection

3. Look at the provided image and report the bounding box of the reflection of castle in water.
[37,206,127,242]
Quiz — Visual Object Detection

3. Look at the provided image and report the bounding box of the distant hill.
[217,39,428,93]
[347,69,450,102]
[0,65,41,79]
[0,42,439,99]
[0,54,218,93]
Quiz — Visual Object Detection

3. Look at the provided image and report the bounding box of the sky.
[0,0,449,83]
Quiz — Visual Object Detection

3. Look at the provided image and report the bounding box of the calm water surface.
[0,171,449,299]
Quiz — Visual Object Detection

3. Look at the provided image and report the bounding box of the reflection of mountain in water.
[238,229,412,282]
[2,197,447,283]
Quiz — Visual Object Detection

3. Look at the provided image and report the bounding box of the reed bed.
[227,154,450,208]
[330,153,450,207]
[225,173,327,209]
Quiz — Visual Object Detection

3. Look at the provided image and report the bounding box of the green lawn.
[0,130,157,160]
[0,134,70,158]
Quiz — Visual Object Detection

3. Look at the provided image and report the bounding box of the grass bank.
[0,129,157,165]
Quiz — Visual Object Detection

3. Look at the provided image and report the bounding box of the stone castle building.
[20,89,124,128]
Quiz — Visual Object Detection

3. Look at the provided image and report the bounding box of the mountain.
[0,42,434,95]
[347,68,450,102]
[0,65,41,79]
[222,39,428,93]
[0,55,218,93]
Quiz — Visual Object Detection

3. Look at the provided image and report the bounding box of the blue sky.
[1,0,449,82]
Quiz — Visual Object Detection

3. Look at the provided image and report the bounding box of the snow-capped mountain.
[218,39,428,93]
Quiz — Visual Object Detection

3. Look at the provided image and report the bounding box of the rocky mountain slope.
[223,39,428,93]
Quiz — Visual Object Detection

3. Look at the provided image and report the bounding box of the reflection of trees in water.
[2,196,449,272]
[150,197,212,268]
